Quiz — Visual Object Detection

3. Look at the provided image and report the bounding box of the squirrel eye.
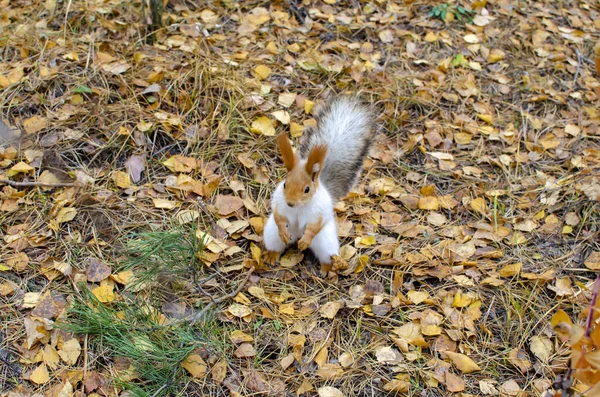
[283,182,287,189]
[304,186,310,194]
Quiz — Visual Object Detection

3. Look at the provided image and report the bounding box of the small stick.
[573,48,583,85]
[0,179,76,188]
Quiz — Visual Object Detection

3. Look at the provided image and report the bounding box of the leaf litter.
[1,0,600,396]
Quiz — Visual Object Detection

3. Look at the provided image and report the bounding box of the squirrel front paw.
[278,229,291,245]
[297,235,312,251]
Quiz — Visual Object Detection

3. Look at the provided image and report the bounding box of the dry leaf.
[234,343,256,358]
[445,351,481,373]
[29,363,50,384]
[182,353,207,378]
[530,336,552,362]
[250,116,275,136]
[58,338,81,365]
[211,359,227,385]
[320,301,344,319]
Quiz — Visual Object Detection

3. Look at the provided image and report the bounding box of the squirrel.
[262,96,375,274]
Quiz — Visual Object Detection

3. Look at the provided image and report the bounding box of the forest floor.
[1,0,600,396]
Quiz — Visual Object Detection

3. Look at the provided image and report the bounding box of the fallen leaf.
[29,363,50,384]
[211,359,227,385]
[234,343,256,358]
[530,336,552,362]
[228,303,252,318]
[250,116,275,136]
[23,115,48,134]
[58,338,81,365]
[181,353,207,378]
[445,371,465,392]
[445,351,481,373]
[87,258,111,282]
[320,300,344,319]
[215,194,244,216]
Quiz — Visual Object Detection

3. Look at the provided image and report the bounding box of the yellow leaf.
[360,235,376,246]
[444,351,481,373]
[58,338,81,365]
[211,359,227,385]
[452,290,472,308]
[477,114,493,124]
[250,116,275,136]
[6,161,34,176]
[304,99,315,114]
[230,330,254,344]
[152,198,178,209]
[551,309,572,328]
[280,250,303,268]
[181,353,207,378]
[0,264,9,271]
[407,290,429,304]
[253,65,271,79]
[499,262,522,277]
[488,48,506,63]
[279,303,295,315]
[111,270,134,285]
[43,344,60,370]
[584,251,600,270]
[112,171,131,189]
[470,197,487,215]
[29,363,50,384]
[23,115,48,134]
[278,92,297,108]
[463,33,479,43]
[418,196,439,210]
[55,207,77,224]
[530,336,552,362]
[228,303,252,318]
[319,301,344,319]
[91,283,115,303]
[290,121,303,137]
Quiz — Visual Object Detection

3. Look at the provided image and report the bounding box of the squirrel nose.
[287,202,295,207]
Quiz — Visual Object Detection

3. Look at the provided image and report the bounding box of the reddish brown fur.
[279,140,328,207]
[277,134,296,171]
[305,145,327,178]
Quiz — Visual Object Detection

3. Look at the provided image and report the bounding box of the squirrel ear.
[277,134,296,171]
[305,145,327,181]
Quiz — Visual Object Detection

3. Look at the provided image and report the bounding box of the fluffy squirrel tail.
[299,96,375,201]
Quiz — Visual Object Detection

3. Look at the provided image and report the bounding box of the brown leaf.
[32,291,66,319]
[319,301,344,319]
[215,195,244,216]
[86,258,112,282]
[508,348,532,373]
[211,359,227,385]
[585,251,600,270]
[234,343,256,358]
[445,371,465,392]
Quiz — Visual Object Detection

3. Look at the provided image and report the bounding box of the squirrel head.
[277,134,327,208]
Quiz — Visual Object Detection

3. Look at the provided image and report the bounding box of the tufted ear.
[305,145,327,181]
[277,134,296,171]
